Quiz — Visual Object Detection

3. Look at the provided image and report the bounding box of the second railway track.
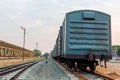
[0,60,41,80]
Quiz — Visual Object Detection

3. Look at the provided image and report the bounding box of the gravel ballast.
[18,58,71,80]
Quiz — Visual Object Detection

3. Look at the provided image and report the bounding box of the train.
[51,10,112,72]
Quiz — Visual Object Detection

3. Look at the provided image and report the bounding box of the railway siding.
[0,60,40,80]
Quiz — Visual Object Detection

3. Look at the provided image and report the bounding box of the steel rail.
[56,60,114,80]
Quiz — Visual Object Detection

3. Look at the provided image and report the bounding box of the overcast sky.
[0,0,120,53]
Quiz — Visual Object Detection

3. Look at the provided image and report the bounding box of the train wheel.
[89,62,96,72]
[67,60,72,69]
[82,65,87,71]
[77,63,87,71]
[77,63,83,71]
[66,60,69,67]
[72,62,77,72]
[80,66,87,71]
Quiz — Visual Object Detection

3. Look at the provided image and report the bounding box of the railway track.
[77,70,114,80]
[0,60,41,80]
[56,61,114,80]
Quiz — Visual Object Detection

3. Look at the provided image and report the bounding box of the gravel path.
[18,58,70,80]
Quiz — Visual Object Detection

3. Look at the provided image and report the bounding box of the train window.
[83,11,95,20]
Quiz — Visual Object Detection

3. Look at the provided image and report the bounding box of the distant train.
[51,10,112,72]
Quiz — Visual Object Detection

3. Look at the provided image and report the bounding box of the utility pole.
[21,26,26,61]
[36,42,39,57]
[36,42,38,50]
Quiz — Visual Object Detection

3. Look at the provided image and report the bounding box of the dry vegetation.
[0,57,44,67]
[95,62,120,80]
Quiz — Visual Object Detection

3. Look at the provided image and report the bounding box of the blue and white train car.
[53,10,112,72]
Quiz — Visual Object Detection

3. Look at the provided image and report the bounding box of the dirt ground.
[95,62,120,80]
[0,57,43,67]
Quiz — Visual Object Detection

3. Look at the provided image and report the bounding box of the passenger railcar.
[52,10,112,72]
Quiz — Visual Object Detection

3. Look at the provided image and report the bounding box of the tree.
[112,45,120,57]
[43,52,49,58]
[33,49,42,57]
[117,48,120,57]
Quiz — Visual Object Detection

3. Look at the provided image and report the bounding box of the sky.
[0,0,120,54]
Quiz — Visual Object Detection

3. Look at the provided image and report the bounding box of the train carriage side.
[61,10,111,72]
[52,28,62,60]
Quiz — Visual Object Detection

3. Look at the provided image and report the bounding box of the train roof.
[66,10,110,17]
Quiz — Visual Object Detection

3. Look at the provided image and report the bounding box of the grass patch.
[0,57,44,67]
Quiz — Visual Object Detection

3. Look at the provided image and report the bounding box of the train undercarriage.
[55,58,98,72]
[53,54,109,72]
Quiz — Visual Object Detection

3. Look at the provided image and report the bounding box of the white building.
[112,50,118,59]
